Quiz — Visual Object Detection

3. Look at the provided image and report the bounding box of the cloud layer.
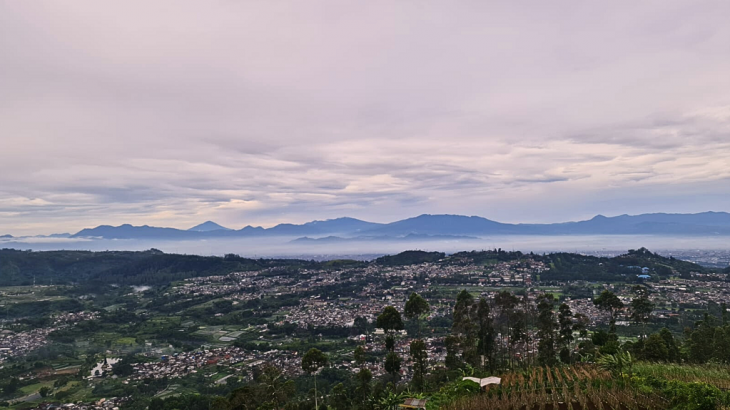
[1,1,730,235]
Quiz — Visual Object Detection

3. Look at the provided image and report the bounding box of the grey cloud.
[2,1,730,235]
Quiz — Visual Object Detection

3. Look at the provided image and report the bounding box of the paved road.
[12,392,41,404]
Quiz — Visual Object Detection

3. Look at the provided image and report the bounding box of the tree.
[409,339,428,392]
[630,287,654,339]
[594,290,624,335]
[573,313,589,338]
[354,368,372,405]
[385,335,395,352]
[354,345,366,367]
[444,334,461,370]
[377,306,404,335]
[597,350,634,378]
[495,291,520,369]
[686,314,716,363]
[452,290,478,367]
[558,303,574,363]
[509,310,527,368]
[228,365,295,410]
[644,333,669,361]
[404,292,430,337]
[329,383,350,410]
[354,316,369,334]
[39,386,52,398]
[659,327,681,363]
[384,352,401,382]
[3,378,18,395]
[302,348,328,410]
[536,294,557,365]
[476,297,496,372]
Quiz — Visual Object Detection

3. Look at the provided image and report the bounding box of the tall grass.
[633,362,730,389]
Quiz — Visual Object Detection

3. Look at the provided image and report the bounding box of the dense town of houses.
[0,311,97,364]
[28,397,128,410]
[130,346,303,381]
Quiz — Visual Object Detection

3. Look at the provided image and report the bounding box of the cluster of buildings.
[649,277,730,308]
[130,346,303,380]
[0,311,98,363]
[564,297,610,326]
[28,397,127,410]
[0,327,56,363]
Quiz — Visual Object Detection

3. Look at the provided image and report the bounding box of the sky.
[2,1,730,236]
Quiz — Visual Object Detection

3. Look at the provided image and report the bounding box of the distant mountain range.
[60,212,730,240]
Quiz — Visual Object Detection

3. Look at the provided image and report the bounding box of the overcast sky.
[2,1,730,235]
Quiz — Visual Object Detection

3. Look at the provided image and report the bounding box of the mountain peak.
[188,221,231,232]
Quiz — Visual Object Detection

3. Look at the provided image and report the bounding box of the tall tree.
[594,290,624,335]
[384,351,401,382]
[452,290,478,367]
[573,313,589,338]
[354,346,366,368]
[302,348,328,410]
[444,334,460,370]
[644,333,669,361]
[494,291,520,368]
[329,383,351,410]
[409,339,428,392]
[476,297,496,372]
[404,292,430,338]
[630,287,654,339]
[536,293,557,366]
[377,306,404,335]
[557,303,574,363]
[354,316,369,334]
[509,310,528,369]
[658,327,681,363]
[686,314,716,363]
[385,335,396,352]
[354,368,372,406]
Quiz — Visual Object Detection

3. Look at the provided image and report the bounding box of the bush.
[662,381,724,410]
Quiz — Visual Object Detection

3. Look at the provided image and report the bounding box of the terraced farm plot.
[444,366,666,410]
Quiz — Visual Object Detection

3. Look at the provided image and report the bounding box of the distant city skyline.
[2,1,730,236]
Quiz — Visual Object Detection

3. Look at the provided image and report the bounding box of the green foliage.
[662,380,725,410]
[384,352,401,380]
[425,379,481,409]
[644,333,670,361]
[450,290,478,368]
[404,292,430,338]
[597,349,634,377]
[410,339,427,391]
[594,290,624,333]
[375,251,445,266]
[376,306,404,333]
[475,298,496,372]
[302,348,328,374]
[536,293,557,365]
[0,249,324,286]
